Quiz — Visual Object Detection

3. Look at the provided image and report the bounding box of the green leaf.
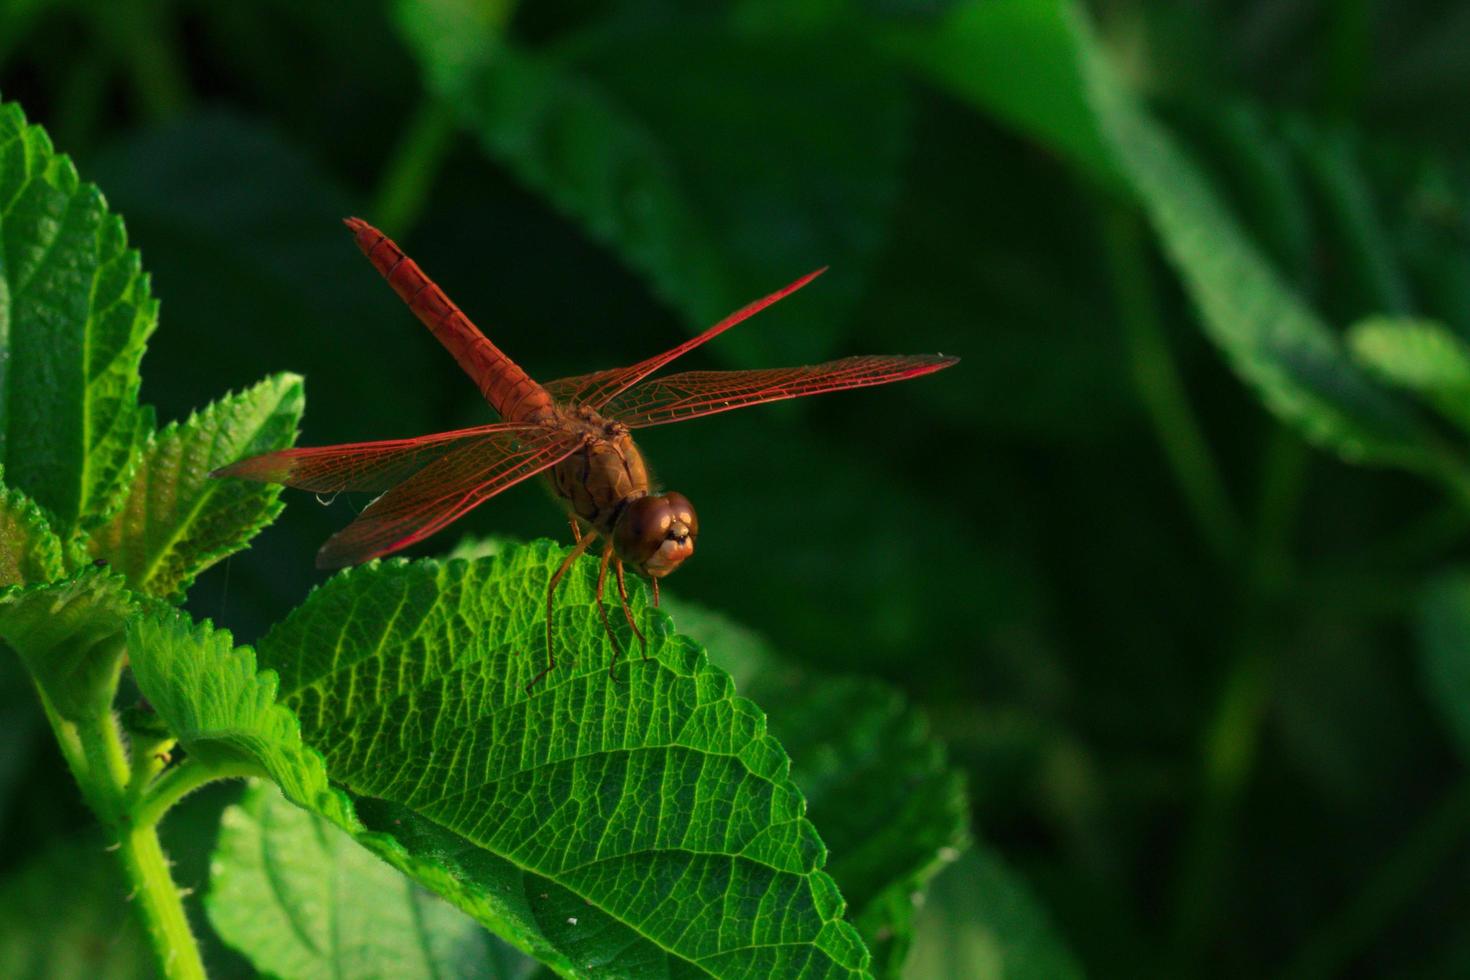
[0,98,157,532]
[1348,317,1470,430]
[256,541,870,978]
[898,1,1447,471]
[0,834,153,980]
[88,373,304,600]
[398,2,909,364]
[0,568,134,721]
[661,598,970,978]
[128,542,868,977]
[0,476,65,587]
[125,614,354,827]
[1417,571,1470,761]
[906,850,1082,980]
[209,781,537,980]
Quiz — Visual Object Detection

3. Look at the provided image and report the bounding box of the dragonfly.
[216,218,958,689]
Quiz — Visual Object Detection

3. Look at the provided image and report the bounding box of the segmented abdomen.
[346,218,553,423]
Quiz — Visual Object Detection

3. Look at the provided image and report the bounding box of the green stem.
[135,757,261,830]
[1278,777,1470,980]
[116,823,207,980]
[369,99,460,237]
[1102,203,1243,565]
[39,688,213,978]
[1169,427,1307,966]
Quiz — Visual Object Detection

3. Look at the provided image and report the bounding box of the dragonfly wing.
[600,354,958,428]
[544,268,826,409]
[315,427,581,568]
[212,423,544,495]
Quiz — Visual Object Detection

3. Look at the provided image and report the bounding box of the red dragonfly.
[217,219,957,688]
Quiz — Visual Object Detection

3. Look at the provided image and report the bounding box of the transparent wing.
[544,268,826,410]
[212,422,544,494]
[313,427,581,568]
[600,354,958,428]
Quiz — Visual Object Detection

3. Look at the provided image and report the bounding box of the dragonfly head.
[614,492,698,578]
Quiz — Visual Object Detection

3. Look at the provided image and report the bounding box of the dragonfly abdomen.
[346,218,553,423]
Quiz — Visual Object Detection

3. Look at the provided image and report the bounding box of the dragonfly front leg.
[594,542,627,678]
[568,516,582,544]
[613,559,648,661]
[530,532,598,691]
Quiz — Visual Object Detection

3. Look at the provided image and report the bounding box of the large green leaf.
[0,477,65,588]
[895,0,1448,471]
[0,98,156,532]
[662,597,970,978]
[0,834,153,980]
[398,1,909,365]
[89,373,304,600]
[259,542,868,977]
[209,781,537,980]
[0,569,135,721]
[133,542,869,977]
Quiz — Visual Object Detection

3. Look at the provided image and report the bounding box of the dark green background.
[5,0,1470,977]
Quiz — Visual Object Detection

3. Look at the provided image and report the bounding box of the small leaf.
[125,613,354,828]
[0,834,153,980]
[0,568,135,721]
[208,781,537,980]
[0,476,66,587]
[1348,317,1470,430]
[662,598,970,977]
[398,2,910,364]
[1417,571,1470,761]
[89,373,304,600]
[0,98,156,532]
[256,541,870,978]
[906,850,1082,980]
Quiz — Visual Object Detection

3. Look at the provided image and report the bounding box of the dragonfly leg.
[652,577,660,608]
[568,516,582,544]
[530,532,598,691]
[613,559,648,660]
[595,542,626,678]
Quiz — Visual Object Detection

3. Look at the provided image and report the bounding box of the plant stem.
[1169,427,1307,966]
[369,98,460,238]
[1278,776,1470,980]
[135,757,260,830]
[116,822,208,980]
[49,695,212,979]
[1102,202,1243,566]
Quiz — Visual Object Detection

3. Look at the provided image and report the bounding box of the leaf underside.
[209,782,537,980]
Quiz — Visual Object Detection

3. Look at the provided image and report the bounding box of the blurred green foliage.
[5,0,1470,976]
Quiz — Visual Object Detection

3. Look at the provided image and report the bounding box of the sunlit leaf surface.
[0,99,156,531]
[663,597,971,978]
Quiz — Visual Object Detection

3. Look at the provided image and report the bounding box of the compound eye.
[613,496,671,566]
[664,492,698,537]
